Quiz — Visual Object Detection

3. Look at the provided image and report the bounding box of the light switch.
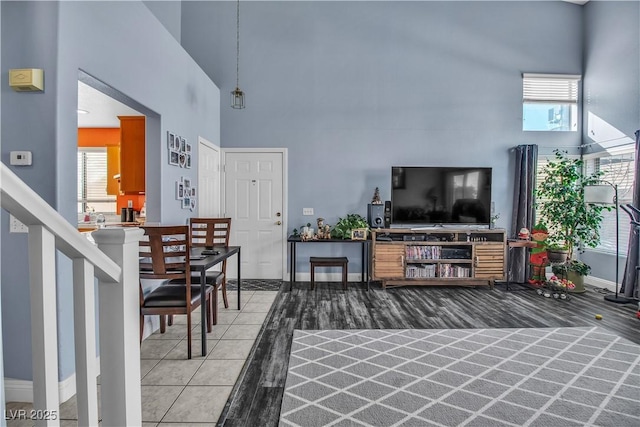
[10,151,32,166]
[303,208,314,216]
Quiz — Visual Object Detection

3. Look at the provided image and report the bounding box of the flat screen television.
[391,166,492,227]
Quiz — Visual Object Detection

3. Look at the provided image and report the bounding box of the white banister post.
[72,258,99,426]
[28,225,60,427]
[92,228,144,426]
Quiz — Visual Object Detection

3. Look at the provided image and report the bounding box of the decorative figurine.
[372,187,382,205]
[528,223,549,285]
[518,228,530,240]
[316,218,331,239]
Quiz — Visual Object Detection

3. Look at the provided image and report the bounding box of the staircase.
[1,163,143,426]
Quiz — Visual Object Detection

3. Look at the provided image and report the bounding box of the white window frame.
[522,73,581,132]
[77,147,117,214]
[582,148,635,255]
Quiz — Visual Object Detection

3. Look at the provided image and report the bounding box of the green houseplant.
[536,150,611,292]
[331,214,369,240]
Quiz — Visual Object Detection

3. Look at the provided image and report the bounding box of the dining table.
[190,245,241,356]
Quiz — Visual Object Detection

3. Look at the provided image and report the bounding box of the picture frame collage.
[175,176,197,211]
[167,131,191,168]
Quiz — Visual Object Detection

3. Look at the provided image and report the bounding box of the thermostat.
[10,151,32,166]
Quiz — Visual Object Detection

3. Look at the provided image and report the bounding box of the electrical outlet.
[303,208,314,216]
[9,214,28,233]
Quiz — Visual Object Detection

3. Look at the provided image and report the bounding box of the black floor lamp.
[585,181,630,304]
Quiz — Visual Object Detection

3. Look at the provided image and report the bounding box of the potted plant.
[536,150,611,292]
[331,214,369,240]
[546,244,569,264]
[552,259,591,293]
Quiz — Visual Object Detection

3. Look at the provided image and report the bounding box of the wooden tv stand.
[371,228,506,289]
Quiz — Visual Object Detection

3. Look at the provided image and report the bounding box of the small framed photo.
[176,182,184,199]
[186,154,191,169]
[179,153,187,168]
[351,228,368,240]
[186,143,191,153]
[190,198,197,211]
[190,187,196,197]
[169,150,179,166]
[183,177,191,189]
[167,132,175,150]
[182,197,191,209]
[180,137,187,153]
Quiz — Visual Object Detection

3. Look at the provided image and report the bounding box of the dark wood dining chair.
[139,225,214,359]
[189,217,232,309]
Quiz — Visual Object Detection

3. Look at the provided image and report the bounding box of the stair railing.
[1,163,143,426]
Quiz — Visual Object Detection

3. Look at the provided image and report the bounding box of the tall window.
[584,150,635,253]
[536,150,635,254]
[77,148,116,214]
[523,73,580,132]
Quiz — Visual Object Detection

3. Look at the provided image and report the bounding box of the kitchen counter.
[77,221,144,232]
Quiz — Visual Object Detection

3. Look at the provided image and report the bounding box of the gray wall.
[581,0,640,283]
[1,0,61,384]
[0,0,5,413]
[180,0,584,270]
[144,0,182,43]
[1,0,220,382]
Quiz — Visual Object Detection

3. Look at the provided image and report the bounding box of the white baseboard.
[5,356,101,404]
[584,276,616,293]
[4,378,33,403]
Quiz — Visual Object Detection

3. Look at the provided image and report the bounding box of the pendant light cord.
[236,0,240,89]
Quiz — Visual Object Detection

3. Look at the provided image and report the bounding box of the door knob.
[276,221,282,226]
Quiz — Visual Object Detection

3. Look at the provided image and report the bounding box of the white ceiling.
[77,81,143,128]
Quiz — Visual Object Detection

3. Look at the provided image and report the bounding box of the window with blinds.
[584,151,635,253]
[535,150,635,254]
[77,148,116,214]
[523,73,580,132]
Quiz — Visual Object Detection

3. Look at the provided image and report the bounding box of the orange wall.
[117,194,145,212]
[78,128,120,147]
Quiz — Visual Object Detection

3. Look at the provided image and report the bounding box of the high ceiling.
[77,81,142,128]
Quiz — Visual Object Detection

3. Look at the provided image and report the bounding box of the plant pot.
[547,249,569,264]
[567,271,586,293]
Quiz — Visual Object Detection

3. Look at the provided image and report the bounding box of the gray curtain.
[621,130,640,299]
[510,144,538,283]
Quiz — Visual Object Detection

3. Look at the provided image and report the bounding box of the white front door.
[224,150,286,279]
[198,138,221,217]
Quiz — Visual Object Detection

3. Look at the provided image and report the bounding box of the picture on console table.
[351,228,368,240]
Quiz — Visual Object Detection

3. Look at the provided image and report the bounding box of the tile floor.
[6,290,278,426]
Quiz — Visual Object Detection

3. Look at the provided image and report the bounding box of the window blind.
[536,152,634,254]
[78,148,116,213]
[523,74,581,104]
[585,153,635,253]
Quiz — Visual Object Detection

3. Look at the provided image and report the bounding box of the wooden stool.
[310,257,349,290]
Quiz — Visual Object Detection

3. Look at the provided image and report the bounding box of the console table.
[288,236,370,291]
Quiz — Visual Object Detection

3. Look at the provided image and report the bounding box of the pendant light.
[231,0,245,109]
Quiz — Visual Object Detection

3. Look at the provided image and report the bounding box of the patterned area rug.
[280,327,640,427]
[227,279,283,291]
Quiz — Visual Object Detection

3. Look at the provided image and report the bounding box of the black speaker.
[367,204,385,228]
[384,200,391,228]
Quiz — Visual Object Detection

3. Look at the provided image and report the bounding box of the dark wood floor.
[220,281,640,426]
